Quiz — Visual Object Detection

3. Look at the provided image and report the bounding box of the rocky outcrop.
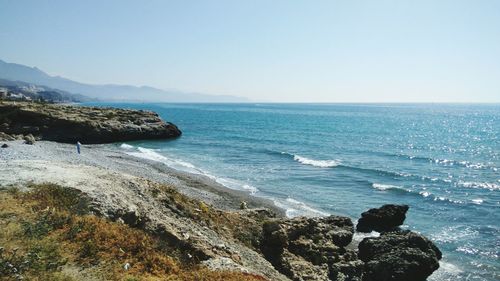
[0,132,19,141]
[259,205,442,281]
[354,205,442,281]
[23,133,36,145]
[358,230,442,281]
[356,204,409,233]
[0,101,181,143]
[261,216,362,281]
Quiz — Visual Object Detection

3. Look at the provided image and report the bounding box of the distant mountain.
[0,78,93,103]
[0,59,248,102]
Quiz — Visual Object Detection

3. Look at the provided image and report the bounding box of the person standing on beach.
[76,141,81,154]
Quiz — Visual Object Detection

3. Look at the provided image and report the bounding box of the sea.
[86,102,499,281]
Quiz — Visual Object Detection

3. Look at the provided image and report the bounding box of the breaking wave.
[120,143,259,195]
[371,183,408,192]
[278,152,340,168]
[273,197,329,218]
[293,155,340,168]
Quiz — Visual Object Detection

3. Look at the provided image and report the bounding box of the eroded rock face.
[261,215,362,281]
[358,230,442,281]
[23,133,36,145]
[0,102,181,144]
[356,204,409,233]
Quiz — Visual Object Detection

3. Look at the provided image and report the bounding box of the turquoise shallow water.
[87,103,499,280]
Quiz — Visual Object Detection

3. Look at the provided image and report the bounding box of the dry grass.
[152,184,269,250]
[0,184,267,281]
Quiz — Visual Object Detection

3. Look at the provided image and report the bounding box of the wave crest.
[293,155,340,168]
[457,181,500,191]
[371,183,407,191]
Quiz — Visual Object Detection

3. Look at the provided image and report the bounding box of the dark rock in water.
[1,143,8,148]
[356,204,409,233]
[261,215,362,281]
[358,230,442,281]
[255,206,442,280]
[0,101,181,144]
[23,133,36,145]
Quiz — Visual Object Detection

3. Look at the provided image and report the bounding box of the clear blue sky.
[1,0,499,102]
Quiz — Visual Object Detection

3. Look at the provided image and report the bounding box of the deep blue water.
[87,103,499,280]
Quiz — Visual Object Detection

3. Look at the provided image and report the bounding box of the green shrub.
[22,183,90,215]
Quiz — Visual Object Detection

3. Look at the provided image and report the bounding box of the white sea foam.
[439,261,463,275]
[430,225,479,243]
[173,158,196,169]
[415,189,465,205]
[433,196,464,204]
[428,260,464,281]
[125,147,203,175]
[471,198,484,204]
[352,231,380,243]
[371,183,406,191]
[133,147,169,162]
[419,191,432,197]
[433,158,494,171]
[216,178,260,194]
[273,197,329,218]
[120,143,135,149]
[457,181,500,191]
[372,183,468,205]
[293,155,339,168]
[434,159,454,165]
[125,146,260,195]
[242,184,259,195]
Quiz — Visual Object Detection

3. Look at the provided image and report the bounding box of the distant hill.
[0,59,248,102]
[0,78,93,103]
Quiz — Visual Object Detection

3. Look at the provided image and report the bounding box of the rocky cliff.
[0,101,181,143]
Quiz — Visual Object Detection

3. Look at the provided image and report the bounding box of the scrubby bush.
[0,184,267,281]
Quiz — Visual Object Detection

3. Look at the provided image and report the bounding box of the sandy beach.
[0,140,292,280]
[0,140,284,216]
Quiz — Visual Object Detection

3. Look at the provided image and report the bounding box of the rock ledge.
[0,101,181,143]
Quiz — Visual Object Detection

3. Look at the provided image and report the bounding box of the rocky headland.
[0,103,442,281]
[0,101,181,143]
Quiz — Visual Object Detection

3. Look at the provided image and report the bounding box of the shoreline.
[0,139,292,280]
[0,140,286,217]
[0,139,447,281]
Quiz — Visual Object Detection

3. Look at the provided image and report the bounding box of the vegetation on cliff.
[0,181,443,281]
[0,184,266,281]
